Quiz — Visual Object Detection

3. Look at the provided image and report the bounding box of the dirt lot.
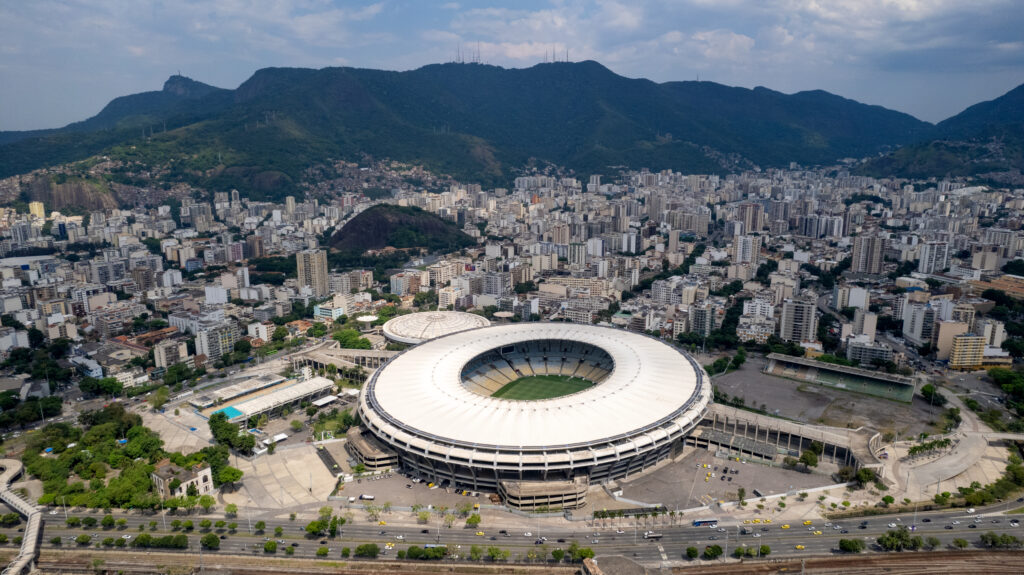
[714,355,947,438]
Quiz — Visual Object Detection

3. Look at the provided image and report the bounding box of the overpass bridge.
[0,459,41,575]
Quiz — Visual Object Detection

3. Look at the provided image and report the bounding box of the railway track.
[35,550,578,575]
[670,549,1024,574]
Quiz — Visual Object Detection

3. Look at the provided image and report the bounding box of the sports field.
[491,374,595,400]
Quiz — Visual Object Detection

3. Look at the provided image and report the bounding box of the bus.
[643,532,663,540]
[359,494,375,500]
[693,519,719,528]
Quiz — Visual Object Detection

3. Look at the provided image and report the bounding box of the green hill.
[857,82,1024,180]
[329,204,474,253]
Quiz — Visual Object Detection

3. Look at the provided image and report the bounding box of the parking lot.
[337,472,493,513]
[618,448,834,510]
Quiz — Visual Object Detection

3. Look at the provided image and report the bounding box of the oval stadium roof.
[381,311,491,345]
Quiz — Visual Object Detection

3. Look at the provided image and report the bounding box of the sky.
[1,0,1022,131]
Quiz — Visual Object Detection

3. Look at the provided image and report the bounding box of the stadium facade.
[351,323,711,510]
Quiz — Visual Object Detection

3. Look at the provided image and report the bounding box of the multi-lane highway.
[33,501,1024,564]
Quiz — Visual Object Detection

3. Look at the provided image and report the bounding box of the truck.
[359,494,375,501]
[643,532,663,540]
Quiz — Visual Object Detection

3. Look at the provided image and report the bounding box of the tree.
[225,503,238,517]
[703,544,723,559]
[272,326,288,342]
[290,420,303,432]
[952,538,969,549]
[199,495,215,512]
[737,487,746,501]
[201,533,220,549]
[274,526,283,537]
[920,383,947,406]
[27,328,44,348]
[75,534,92,545]
[685,547,699,559]
[215,520,226,529]
[759,545,770,556]
[305,519,327,536]
[199,519,212,530]
[466,513,481,528]
[926,536,941,549]
[82,516,97,528]
[264,540,277,553]
[317,546,329,557]
[219,466,243,488]
[468,544,483,561]
[149,387,170,410]
[233,340,252,355]
[877,527,920,551]
[354,543,380,558]
[254,520,266,532]
[799,450,818,468]
[839,539,865,552]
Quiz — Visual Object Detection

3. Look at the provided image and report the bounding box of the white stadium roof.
[381,311,491,345]
[365,323,708,448]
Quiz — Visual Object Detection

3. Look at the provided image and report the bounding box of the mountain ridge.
[1,62,1021,196]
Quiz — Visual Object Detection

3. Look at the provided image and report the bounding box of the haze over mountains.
[1,61,1021,197]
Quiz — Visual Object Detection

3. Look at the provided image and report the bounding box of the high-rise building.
[688,302,715,337]
[296,249,329,298]
[196,322,240,361]
[932,320,969,360]
[736,203,764,233]
[568,243,587,266]
[949,334,986,371]
[975,318,1007,348]
[903,303,937,348]
[918,241,950,274]
[779,299,818,343]
[28,201,45,219]
[154,339,191,369]
[853,308,877,342]
[851,235,884,274]
[245,235,264,259]
[731,235,761,266]
[667,229,680,254]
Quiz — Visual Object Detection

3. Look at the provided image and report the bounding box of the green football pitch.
[490,374,595,400]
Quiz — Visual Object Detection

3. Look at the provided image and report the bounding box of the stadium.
[352,323,711,510]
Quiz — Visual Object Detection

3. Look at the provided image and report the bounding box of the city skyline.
[1,0,1023,131]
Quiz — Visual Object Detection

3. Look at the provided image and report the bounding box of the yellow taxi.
[781,524,790,529]
[475,532,485,537]
[752,519,762,524]
[814,530,822,535]
[764,519,772,523]
[379,521,387,526]
[795,545,805,550]
[802,520,813,525]
[743,520,751,524]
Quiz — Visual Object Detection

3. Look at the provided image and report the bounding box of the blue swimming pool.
[213,405,243,419]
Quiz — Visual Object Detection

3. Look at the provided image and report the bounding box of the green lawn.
[491,374,595,400]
